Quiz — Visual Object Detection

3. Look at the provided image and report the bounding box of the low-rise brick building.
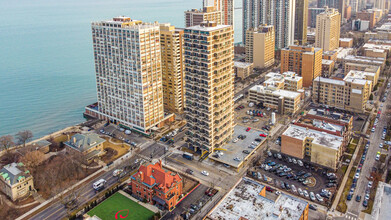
[131,161,182,210]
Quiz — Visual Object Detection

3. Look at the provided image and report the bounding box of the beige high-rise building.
[315,7,341,51]
[281,45,323,87]
[185,6,222,27]
[91,17,164,134]
[204,0,234,26]
[312,75,372,113]
[160,24,185,114]
[245,25,275,69]
[184,22,234,154]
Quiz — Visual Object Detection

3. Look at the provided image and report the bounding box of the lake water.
[0,0,242,139]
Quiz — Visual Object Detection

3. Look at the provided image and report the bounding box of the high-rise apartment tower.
[315,7,341,51]
[184,22,234,154]
[160,24,185,114]
[91,17,164,134]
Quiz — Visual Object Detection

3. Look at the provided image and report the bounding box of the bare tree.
[0,135,14,151]
[20,150,45,168]
[16,130,33,147]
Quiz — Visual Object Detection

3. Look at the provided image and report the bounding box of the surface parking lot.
[234,103,276,131]
[252,152,338,206]
[98,124,146,145]
[209,125,267,169]
[161,184,213,220]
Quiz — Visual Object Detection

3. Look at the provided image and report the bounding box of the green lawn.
[88,192,155,220]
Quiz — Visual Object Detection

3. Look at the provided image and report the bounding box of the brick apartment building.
[131,161,183,210]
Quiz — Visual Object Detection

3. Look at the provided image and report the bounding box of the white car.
[355,172,360,179]
[298,188,303,196]
[292,158,297,164]
[303,190,309,198]
[368,181,373,188]
[201,171,209,176]
[316,194,324,202]
[310,192,316,201]
[297,160,303,166]
[379,143,383,148]
[291,185,297,193]
[275,190,281,195]
[233,138,239,143]
[113,169,123,177]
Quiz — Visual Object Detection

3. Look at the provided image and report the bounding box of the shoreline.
[0,120,87,157]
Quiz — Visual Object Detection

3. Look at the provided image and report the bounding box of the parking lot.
[98,124,146,146]
[161,184,215,220]
[251,151,338,206]
[208,125,267,170]
[234,102,277,131]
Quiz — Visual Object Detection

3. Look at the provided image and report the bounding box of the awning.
[152,196,166,205]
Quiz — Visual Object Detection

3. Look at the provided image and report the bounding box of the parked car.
[309,204,317,211]
[347,193,353,201]
[266,186,274,192]
[310,192,316,201]
[363,199,368,207]
[316,194,324,202]
[298,188,303,196]
[246,127,251,132]
[303,190,309,198]
[356,195,361,202]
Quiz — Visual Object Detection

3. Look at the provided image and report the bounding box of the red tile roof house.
[130,161,183,210]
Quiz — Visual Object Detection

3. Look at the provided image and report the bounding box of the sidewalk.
[17,150,136,220]
[330,137,363,215]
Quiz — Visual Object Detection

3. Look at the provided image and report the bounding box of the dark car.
[279,172,287,177]
[329,179,337,183]
[186,169,194,175]
[286,173,294,179]
[280,181,286,189]
[285,183,291,190]
[296,170,306,176]
[363,199,368,207]
[303,173,312,178]
[347,194,353,201]
[326,183,337,188]
[243,150,250,154]
[356,195,361,202]
[255,138,262,142]
[309,204,317,211]
[266,186,274,192]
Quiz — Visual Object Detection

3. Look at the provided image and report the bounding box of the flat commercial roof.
[209,177,308,220]
[340,38,353,42]
[209,125,266,168]
[282,125,343,150]
[371,182,391,220]
[185,24,231,31]
[250,85,301,99]
[314,77,345,86]
[234,61,252,68]
[322,59,334,65]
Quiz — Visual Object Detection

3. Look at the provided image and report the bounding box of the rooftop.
[131,161,181,193]
[307,109,352,124]
[343,55,385,65]
[185,23,230,32]
[371,182,391,220]
[363,43,391,51]
[65,133,106,152]
[340,38,353,42]
[314,77,345,86]
[209,177,308,220]
[0,163,31,186]
[282,125,343,150]
[234,61,252,68]
[250,85,301,99]
[322,59,334,65]
[297,118,344,134]
[336,47,354,59]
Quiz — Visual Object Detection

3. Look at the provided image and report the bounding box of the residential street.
[342,86,391,220]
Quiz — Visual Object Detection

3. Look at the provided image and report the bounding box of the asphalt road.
[30,156,140,220]
[344,88,391,220]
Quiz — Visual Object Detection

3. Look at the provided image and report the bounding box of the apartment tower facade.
[91,17,164,134]
[204,0,234,26]
[245,25,275,68]
[185,6,222,27]
[242,0,295,49]
[295,0,309,45]
[281,45,323,87]
[315,7,341,51]
[184,22,234,154]
[160,24,185,114]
